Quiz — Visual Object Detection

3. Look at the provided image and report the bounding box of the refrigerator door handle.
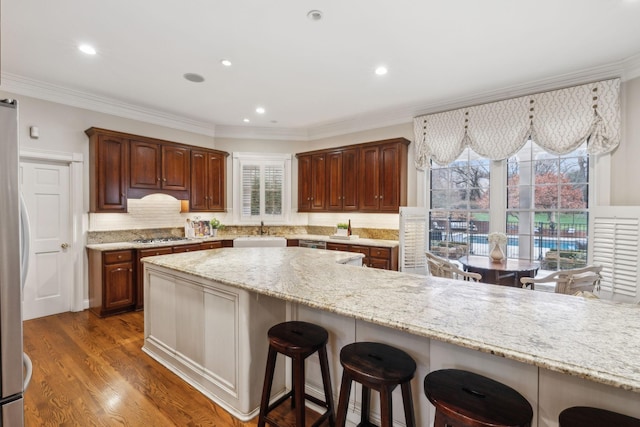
[20,193,31,289]
[23,352,32,390]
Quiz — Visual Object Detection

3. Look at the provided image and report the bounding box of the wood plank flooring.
[23,310,321,427]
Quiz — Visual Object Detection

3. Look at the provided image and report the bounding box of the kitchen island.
[142,247,640,427]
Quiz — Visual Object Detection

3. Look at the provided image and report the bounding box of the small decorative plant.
[336,222,349,236]
[210,218,224,230]
[337,223,349,229]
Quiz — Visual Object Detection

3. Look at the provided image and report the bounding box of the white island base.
[142,248,640,427]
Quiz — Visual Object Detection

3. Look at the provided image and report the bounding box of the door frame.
[20,148,84,313]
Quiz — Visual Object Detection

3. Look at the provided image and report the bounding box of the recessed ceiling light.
[375,66,388,76]
[78,44,97,55]
[243,118,250,123]
[307,10,323,21]
[221,59,232,67]
[183,73,205,83]
[256,107,266,114]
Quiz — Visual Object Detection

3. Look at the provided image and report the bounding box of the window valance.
[413,78,621,168]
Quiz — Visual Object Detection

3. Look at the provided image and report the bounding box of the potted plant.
[336,223,349,236]
[209,218,224,237]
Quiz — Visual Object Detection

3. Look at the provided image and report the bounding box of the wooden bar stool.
[559,406,640,427]
[335,342,416,427]
[257,321,335,427]
[424,369,533,427]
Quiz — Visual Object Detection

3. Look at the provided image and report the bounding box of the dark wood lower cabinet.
[325,242,398,271]
[89,249,135,317]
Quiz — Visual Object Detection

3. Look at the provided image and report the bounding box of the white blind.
[241,165,260,216]
[399,207,427,274]
[591,206,640,303]
[264,165,283,216]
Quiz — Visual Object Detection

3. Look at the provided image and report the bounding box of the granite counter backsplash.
[87,226,399,244]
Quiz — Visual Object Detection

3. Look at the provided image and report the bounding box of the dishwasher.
[298,239,327,249]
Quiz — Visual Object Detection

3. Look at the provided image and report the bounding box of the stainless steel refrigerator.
[0,98,32,426]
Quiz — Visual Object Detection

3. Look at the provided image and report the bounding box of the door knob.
[61,243,69,249]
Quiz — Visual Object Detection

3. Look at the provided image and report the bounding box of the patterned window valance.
[413,78,621,168]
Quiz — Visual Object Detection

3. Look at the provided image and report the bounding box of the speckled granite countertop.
[142,247,640,393]
[86,234,398,251]
[288,234,399,248]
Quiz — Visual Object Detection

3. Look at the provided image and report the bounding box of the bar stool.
[257,321,335,427]
[424,369,533,427]
[335,342,416,427]
[559,406,640,427]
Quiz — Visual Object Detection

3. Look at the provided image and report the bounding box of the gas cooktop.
[132,237,188,244]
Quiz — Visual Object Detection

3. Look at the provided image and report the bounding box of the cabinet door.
[130,140,161,190]
[311,153,327,210]
[190,150,208,211]
[137,246,173,310]
[298,154,312,212]
[359,146,380,211]
[95,135,128,212]
[342,148,359,211]
[379,143,401,212]
[162,145,190,191]
[327,151,343,211]
[206,152,225,211]
[104,261,134,310]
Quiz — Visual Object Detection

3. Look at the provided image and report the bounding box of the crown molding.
[0,72,217,137]
[214,124,309,141]
[2,55,640,142]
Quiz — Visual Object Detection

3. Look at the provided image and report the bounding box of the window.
[428,142,590,271]
[507,141,589,271]
[429,148,490,260]
[233,153,291,223]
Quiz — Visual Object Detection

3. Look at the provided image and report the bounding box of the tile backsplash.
[89,193,401,241]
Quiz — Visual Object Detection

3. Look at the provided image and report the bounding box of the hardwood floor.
[23,310,255,426]
[23,310,325,427]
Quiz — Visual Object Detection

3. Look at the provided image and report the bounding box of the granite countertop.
[86,234,398,251]
[142,247,640,393]
[288,234,399,248]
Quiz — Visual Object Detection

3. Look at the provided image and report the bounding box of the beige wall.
[611,76,640,205]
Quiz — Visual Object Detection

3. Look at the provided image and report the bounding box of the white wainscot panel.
[538,367,640,427]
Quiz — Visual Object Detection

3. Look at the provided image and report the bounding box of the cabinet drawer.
[327,242,349,251]
[370,247,391,258]
[104,250,133,264]
[172,243,201,253]
[349,245,370,256]
[200,241,222,250]
[139,247,173,258]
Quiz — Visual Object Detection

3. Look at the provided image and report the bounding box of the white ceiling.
[2,0,640,140]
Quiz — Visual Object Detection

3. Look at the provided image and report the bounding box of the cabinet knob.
[61,243,69,249]
[120,193,125,197]
[163,178,167,182]
[117,255,122,259]
[129,268,133,272]
[157,177,161,181]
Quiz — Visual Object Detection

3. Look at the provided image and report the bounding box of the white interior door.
[20,161,72,320]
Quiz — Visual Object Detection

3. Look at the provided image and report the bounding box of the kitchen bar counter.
[86,234,398,251]
[142,247,640,425]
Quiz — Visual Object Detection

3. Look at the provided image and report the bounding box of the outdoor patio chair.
[426,251,482,282]
[520,265,602,295]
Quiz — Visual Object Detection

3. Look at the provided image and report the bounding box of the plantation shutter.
[590,206,640,303]
[399,207,428,274]
[241,165,260,216]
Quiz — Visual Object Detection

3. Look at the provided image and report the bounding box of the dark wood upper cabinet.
[87,129,128,212]
[327,148,358,211]
[130,140,162,190]
[190,149,227,212]
[87,127,228,212]
[298,138,408,213]
[297,153,326,212]
[161,145,190,192]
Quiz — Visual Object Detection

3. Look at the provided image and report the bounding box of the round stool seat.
[559,406,640,427]
[267,321,328,357]
[340,342,416,385]
[424,369,533,427]
[336,342,417,427]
